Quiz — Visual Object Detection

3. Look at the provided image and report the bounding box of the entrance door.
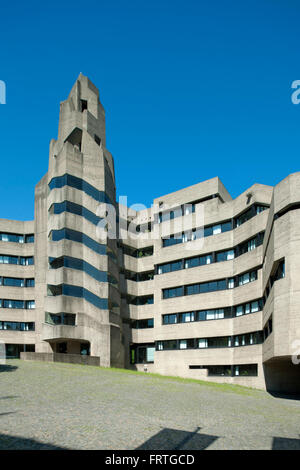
[58,342,67,354]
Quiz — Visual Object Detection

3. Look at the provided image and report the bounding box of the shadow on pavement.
[268,391,300,401]
[0,396,19,400]
[272,437,300,450]
[0,433,69,450]
[135,427,218,450]
[0,365,18,373]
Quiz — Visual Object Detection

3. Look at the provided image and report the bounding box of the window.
[201,364,258,377]
[186,284,200,296]
[163,269,259,300]
[2,278,24,287]
[128,295,154,305]
[216,250,235,262]
[179,339,195,349]
[235,208,253,227]
[213,224,221,235]
[198,339,208,348]
[256,205,267,215]
[51,201,102,226]
[158,260,182,274]
[51,228,106,255]
[234,299,262,317]
[94,134,101,146]
[140,295,154,305]
[48,174,112,205]
[221,221,232,232]
[206,309,225,320]
[162,235,183,247]
[157,332,262,351]
[185,254,212,269]
[234,364,258,376]
[238,270,257,286]
[5,344,35,358]
[207,336,231,348]
[49,256,108,283]
[0,277,34,288]
[186,279,228,296]
[248,239,256,251]
[20,322,35,331]
[239,272,250,285]
[203,227,212,237]
[184,204,194,215]
[146,347,155,362]
[207,366,232,377]
[0,255,18,265]
[47,285,62,296]
[179,312,194,323]
[80,99,88,112]
[236,305,243,316]
[135,246,153,257]
[0,321,34,331]
[157,195,222,224]
[264,259,285,301]
[3,300,25,309]
[235,204,269,228]
[20,257,34,266]
[163,307,231,324]
[80,343,90,356]
[163,219,232,247]
[233,331,263,347]
[163,314,177,325]
[58,342,67,354]
[131,318,154,329]
[163,287,183,299]
[131,344,155,363]
[161,340,177,350]
[274,260,285,280]
[26,279,35,287]
[0,233,24,243]
[25,234,34,243]
[263,315,273,341]
[158,233,263,276]
[245,303,250,314]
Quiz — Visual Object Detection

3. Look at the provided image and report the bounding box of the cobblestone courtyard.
[0,360,299,450]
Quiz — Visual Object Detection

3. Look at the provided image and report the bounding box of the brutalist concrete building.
[0,74,299,393]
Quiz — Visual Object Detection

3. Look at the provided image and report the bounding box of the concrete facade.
[0,74,299,393]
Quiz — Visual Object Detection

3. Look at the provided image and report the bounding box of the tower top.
[56,73,106,149]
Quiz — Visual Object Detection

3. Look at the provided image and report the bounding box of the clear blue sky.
[0,0,299,220]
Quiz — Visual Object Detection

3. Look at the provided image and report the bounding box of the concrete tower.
[33,74,124,367]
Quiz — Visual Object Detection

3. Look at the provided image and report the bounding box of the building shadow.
[267,391,300,401]
[135,427,218,450]
[0,433,69,450]
[263,360,300,396]
[272,436,300,450]
[0,396,19,400]
[0,364,18,373]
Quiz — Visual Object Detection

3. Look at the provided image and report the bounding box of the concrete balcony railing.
[20,351,100,367]
[42,322,78,341]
